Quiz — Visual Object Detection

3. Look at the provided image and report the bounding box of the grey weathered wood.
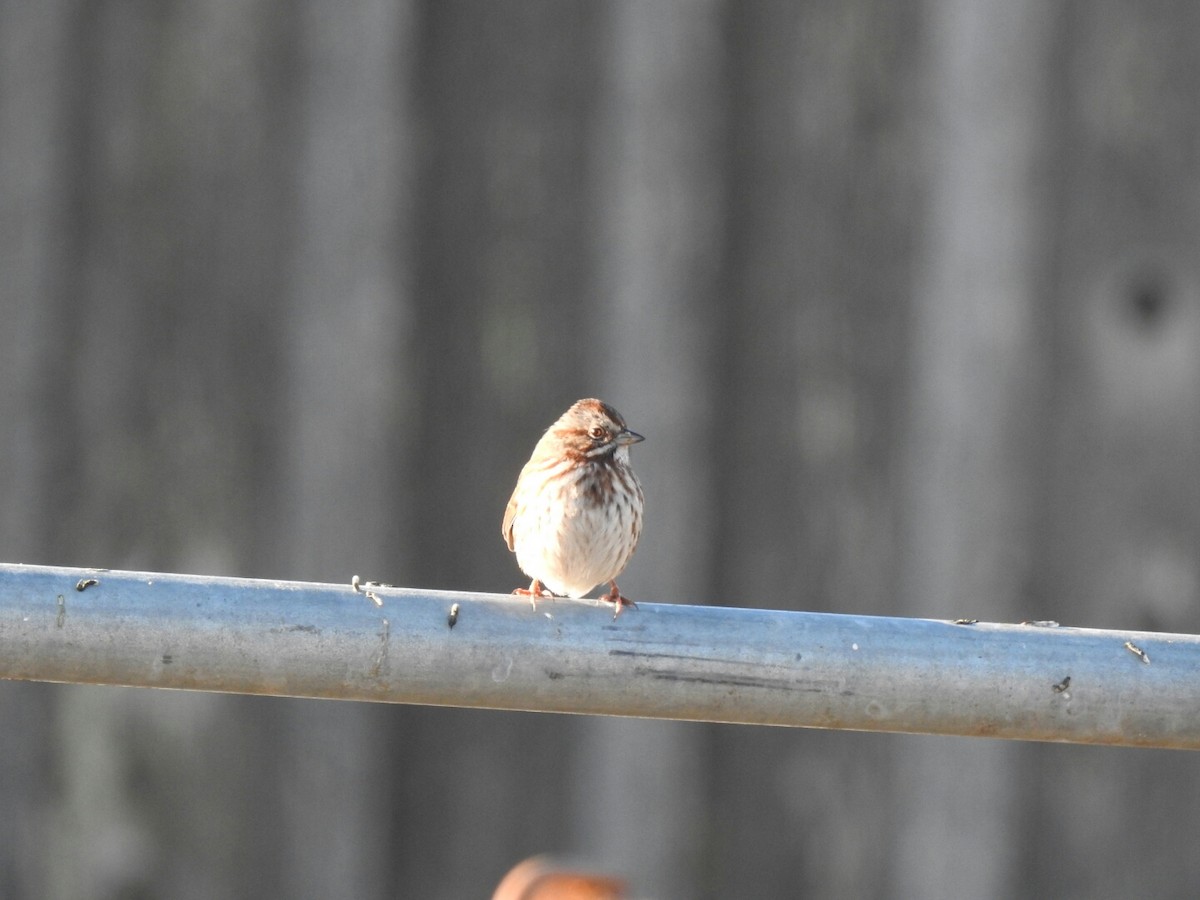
[897,1,1057,896]
[4,3,1200,898]
[580,3,726,898]
[274,5,415,898]
[401,5,607,895]
[1027,3,1200,895]
[708,3,924,895]
[0,6,79,895]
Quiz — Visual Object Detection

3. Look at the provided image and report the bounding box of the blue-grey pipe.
[1,564,1196,749]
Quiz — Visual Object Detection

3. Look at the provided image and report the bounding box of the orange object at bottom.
[492,855,629,900]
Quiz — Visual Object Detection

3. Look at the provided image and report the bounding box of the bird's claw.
[601,582,637,619]
[514,580,554,611]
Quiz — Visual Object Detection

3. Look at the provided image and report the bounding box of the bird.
[502,399,645,617]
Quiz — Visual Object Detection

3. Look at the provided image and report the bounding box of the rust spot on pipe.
[370,618,390,677]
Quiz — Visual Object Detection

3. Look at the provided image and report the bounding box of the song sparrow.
[502,399,645,617]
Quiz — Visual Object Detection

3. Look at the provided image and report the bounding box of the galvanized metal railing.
[1,563,1197,749]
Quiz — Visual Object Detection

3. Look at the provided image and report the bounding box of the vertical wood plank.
[1026,3,1200,895]
[7,5,305,897]
[709,3,922,896]
[271,4,415,898]
[896,1,1058,895]
[0,6,80,894]
[394,3,605,896]
[572,3,726,897]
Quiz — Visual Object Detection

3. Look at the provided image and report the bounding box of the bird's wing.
[501,485,520,551]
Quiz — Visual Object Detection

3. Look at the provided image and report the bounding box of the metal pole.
[1,563,1197,749]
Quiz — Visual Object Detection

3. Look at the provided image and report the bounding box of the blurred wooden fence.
[2,2,1200,899]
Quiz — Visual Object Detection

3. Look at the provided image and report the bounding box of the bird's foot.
[600,581,638,619]
[514,579,554,611]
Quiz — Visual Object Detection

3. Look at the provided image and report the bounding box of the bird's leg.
[601,581,638,619]
[513,579,553,610]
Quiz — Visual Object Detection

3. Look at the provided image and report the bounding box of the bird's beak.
[616,429,644,446]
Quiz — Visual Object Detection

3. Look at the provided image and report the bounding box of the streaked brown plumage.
[502,399,645,617]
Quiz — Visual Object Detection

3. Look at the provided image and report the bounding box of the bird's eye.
[589,425,606,440]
